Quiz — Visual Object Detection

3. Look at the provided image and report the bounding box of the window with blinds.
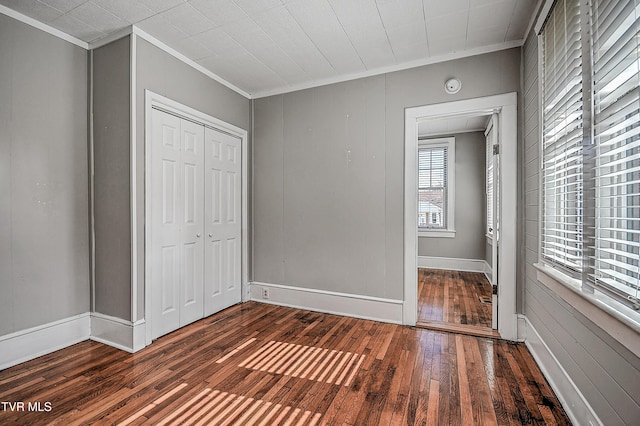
[540,0,584,274]
[418,144,448,229]
[540,0,640,310]
[591,0,640,304]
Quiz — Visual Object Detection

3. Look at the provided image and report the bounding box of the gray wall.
[253,48,520,300]
[522,32,640,425]
[0,14,89,335]
[418,131,486,260]
[92,36,131,320]
[135,38,251,321]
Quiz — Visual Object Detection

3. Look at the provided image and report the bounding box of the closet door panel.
[151,109,182,339]
[179,120,205,326]
[204,128,242,315]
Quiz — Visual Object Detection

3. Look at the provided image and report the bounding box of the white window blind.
[418,146,447,229]
[591,0,640,303]
[540,0,584,274]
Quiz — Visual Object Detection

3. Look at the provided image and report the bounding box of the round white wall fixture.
[444,78,462,94]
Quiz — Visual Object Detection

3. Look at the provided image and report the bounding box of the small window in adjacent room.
[418,137,455,237]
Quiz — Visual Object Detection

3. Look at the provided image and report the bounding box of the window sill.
[534,262,640,358]
[418,229,456,238]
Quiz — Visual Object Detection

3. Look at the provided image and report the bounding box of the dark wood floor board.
[418,268,493,332]
[0,302,571,425]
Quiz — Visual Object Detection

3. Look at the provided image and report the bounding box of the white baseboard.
[0,313,91,371]
[516,314,527,342]
[90,313,146,353]
[418,256,490,274]
[483,260,492,282]
[250,282,403,324]
[522,316,603,426]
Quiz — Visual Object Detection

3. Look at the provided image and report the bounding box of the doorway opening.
[415,112,499,338]
[404,93,518,341]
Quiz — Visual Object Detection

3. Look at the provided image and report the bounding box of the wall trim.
[0,5,88,49]
[417,256,489,273]
[250,282,404,324]
[90,313,146,353]
[0,313,91,371]
[522,316,603,426]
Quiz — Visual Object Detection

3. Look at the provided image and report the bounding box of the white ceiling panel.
[191,27,246,59]
[376,0,425,29]
[93,0,154,24]
[156,2,212,37]
[68,1,128,35]
[188,0,247,28]
[136,0,184,13]
[284,0,365,75]
[136,14,189,43]
[506,0,537,39]
[0,0,540,96]
[221,17,309,85]
[39,0,88,14]
[0,0,65,22]
[426,10,468,41]
[385,20,428,62]
[326,0,396,68]
[468,0,516,32]
[252,5,336,79]
[232,0,282,15]
[51,12,104,40]
[422,0,469,20]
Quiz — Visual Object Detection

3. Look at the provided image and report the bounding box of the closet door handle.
[208,233,213,238]
[196,233,201,238]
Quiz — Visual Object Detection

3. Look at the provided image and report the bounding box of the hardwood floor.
[0,302,571,425]
[418,269,495,337]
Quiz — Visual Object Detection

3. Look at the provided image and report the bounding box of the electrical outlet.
[262,288,269,299]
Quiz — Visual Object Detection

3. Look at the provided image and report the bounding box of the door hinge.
[492,284,498,295]
[493,144,500,155]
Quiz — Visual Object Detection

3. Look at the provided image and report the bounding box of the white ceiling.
[0,0,538,97]
[418,114,491,138]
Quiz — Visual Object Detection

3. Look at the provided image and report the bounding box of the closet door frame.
[144,90,249,346]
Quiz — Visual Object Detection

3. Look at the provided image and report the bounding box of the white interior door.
[204,127,242,315]
[488,113,500,330]
[151,109,205,339]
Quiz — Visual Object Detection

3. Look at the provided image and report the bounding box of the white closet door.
[151,109,205,339]
[178,119,205,326]
[204,127,242,315]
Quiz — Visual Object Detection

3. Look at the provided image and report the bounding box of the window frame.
[417,137,456,238]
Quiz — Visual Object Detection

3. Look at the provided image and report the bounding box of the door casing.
[404,93,518,340]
